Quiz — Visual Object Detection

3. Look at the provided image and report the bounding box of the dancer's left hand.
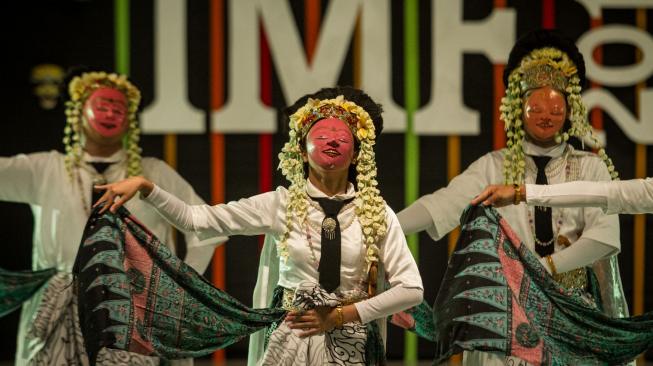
[285,307,336,337]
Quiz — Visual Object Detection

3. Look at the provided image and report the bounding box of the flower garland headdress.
[63,71,143,179]
[500,33,618,184]
[278,94,386,275]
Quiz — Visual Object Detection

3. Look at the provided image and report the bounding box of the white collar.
[522,140,567,158]
[305,179,356,200]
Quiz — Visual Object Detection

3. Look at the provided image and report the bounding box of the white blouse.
[143,179,424,324]
[527,178,653,215]
[0,150,218,273]
[401,141,621,266]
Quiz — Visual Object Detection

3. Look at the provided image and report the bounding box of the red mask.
[523,86,567,146]
[82,87,129,138]
[305,118,355,172]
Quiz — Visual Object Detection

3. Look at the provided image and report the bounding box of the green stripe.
[114,0,130,75]
[404,0,420,364]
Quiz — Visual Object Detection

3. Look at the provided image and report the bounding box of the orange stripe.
[210,0,226,363]
[163,134,179,253]
[304,0,321,63]
[633,9,647,318]
[447,136,461,256]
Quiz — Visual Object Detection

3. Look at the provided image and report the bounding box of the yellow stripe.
[164,134,178,170]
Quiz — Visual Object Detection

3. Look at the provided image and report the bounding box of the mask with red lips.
[523,86,567,147]
[82,87,129,138]
[305,117,355,172]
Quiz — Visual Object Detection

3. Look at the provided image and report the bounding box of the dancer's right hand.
[94,176,154,214]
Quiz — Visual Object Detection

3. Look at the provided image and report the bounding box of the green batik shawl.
[431,204,653,365]
[73,206,386,365]
[0,267,56,317]
[73,207,287,364]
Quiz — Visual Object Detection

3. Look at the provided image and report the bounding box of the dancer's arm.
[0,152,52,204]
[474,178,653,215]
[603,178,653,214]
[354,207,423,324]
[540,239,614,274]
[570,158,621,261]
[398,154,491,239]
[95,176,280,240]
[146,159,226,273]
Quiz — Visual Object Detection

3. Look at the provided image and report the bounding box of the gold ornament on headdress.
[63,71,143,180]
[499,47,618,184]
[278,95,385,276]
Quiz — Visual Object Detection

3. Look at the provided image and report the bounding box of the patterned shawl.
[432,205,653,365]
[72,207,286,364]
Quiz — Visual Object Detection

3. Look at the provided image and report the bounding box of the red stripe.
[492,0,507,150]
[542,0,556,29]
[209,0,226,363]
[590,17,603,131]
[259,23,273,251]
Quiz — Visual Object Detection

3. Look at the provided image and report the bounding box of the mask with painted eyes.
[522,86,567,146]
[305,117,355,172]
[82,87,129,138]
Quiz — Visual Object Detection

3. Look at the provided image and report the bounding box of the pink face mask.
[82,87,129,138]
[305,118,355,171]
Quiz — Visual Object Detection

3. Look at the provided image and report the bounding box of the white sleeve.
[354,287,423,324]
[354,207,423,324]
[575,157,621,254]
[605,178,653,215]
[144,184,282,241]
[0,152,53,204]
[526,181,609,211]
[540,238,615,274]
[145,160,226,273]
[396,201,433,235]
[406,154,491,240]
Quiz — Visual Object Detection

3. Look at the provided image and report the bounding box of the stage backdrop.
[1,0,653,362]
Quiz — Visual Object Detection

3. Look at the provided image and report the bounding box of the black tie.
[90,162,111,209]
[311,196,354,292]
[531,156,554,257]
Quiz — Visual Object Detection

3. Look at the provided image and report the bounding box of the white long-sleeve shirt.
[400,141,621,263]
[0,149,220,366]
[527,178,653,215]
[143,179,424,324]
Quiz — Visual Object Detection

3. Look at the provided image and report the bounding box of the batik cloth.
[73,207,387,365]
[262,282,385,365]
[432,205,653,365]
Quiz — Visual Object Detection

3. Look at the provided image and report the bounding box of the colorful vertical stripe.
[541,0,556,29]
[210,0,226,363]
[403,0,420,363]
[493,0,507,150]
[633,9,647,319]
[114,0,130,75]
[259,23,273,251]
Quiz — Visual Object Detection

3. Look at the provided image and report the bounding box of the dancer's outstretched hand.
[472,184,524,207]
[94,176,154,214]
